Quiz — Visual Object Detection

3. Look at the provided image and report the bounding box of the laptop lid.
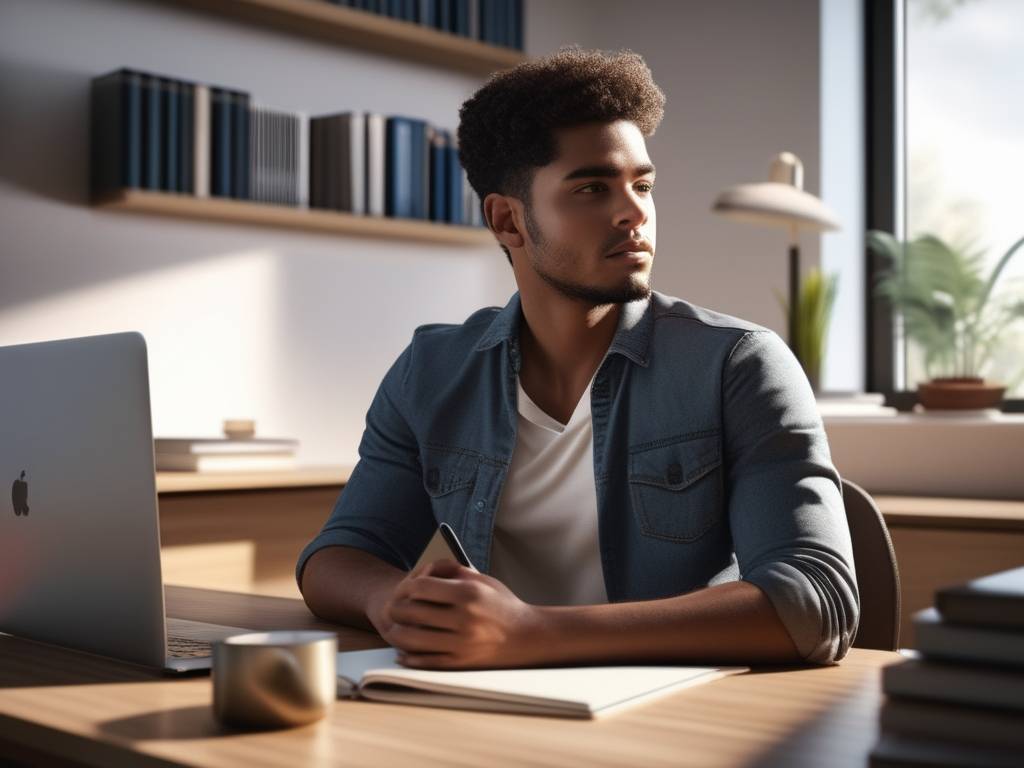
[0,332,167,667]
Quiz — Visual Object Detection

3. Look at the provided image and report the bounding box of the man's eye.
[577,183,604,193]
[636,182,655,193]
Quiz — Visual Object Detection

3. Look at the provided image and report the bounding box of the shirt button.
[475,500,485,510]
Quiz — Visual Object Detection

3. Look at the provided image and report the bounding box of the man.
[297,46,858,669]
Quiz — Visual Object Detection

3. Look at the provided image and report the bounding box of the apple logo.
[11,470,29,516]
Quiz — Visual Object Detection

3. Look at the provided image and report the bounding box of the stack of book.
[90,68,483,227]
[870,566,1024,767]
[323,0,524,50]
[154,436,299,473]
[310,112,474,224]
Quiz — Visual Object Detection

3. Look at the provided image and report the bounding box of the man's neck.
[517,288,621,425]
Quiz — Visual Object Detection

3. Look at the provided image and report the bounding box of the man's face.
[519,119,656,305]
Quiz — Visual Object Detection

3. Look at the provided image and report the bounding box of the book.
[937,566,1024,629]
[882,654,1024,711]
[336,647,747,718]
[193,84,210,197]
[365,113,386,216]
[311,112,365,213]
[154,453,297,472]
[154,438,298,456]
[161,78,180,193]
[142,73,162,190]
[879,697,1024,751]
[428,127,447,222]
[230,90,250,200]
[90,68,143,198]
[445,134,463,224]
[913,607,1024,668]
[870,732,1022,768]
[210,87,232,197]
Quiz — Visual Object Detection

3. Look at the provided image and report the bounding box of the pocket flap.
[629,433,721,491]
[421,446,477,497]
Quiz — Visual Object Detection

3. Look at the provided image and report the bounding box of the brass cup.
[212,630,337,729]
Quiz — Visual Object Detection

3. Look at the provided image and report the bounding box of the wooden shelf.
[95,190,494,245]
[156,463,353,493]
[166,0,526,75]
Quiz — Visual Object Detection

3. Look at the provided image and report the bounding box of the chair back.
[842,478,901,650]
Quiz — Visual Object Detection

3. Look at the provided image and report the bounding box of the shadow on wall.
[0,57,91,206]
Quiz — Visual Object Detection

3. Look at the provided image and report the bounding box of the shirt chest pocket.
[628,432,723,542]
[421,445,479,529]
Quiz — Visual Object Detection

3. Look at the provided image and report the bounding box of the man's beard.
[523,205,652,306]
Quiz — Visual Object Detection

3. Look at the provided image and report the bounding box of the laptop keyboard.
[167,635,212,658]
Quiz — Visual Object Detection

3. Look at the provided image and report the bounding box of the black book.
[883,654,1024,712]
[161,78,179,193]
[89,68,143,199]
[210,88,232,198]
[937,566,1024,630]
[142,73,162,190]
[179,82,194,194]
[231,91,250,200]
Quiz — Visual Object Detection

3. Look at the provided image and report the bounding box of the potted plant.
[866,231,1024,409]
[776,268,839,393]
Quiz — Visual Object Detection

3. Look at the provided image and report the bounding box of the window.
[866,0,1024,411]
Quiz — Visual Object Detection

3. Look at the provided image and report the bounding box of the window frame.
[863,0,1024,412]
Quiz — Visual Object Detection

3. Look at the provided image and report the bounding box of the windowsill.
[822,415,1023,500]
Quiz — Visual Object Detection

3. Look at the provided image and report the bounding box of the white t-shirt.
[488,373,608,606]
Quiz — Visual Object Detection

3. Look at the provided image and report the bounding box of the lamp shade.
[712,152,840,232]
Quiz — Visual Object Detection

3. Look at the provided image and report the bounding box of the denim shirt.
[296,290,859,664]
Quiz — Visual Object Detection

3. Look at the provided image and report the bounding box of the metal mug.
[212,630,338,729]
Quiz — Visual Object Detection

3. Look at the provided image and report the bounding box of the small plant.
[776,268,839,392]
[866,231,1024,381]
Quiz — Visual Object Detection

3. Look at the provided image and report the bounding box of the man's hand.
[375,559,550,669]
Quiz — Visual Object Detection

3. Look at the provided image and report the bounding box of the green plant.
[867,231,1024,380]
[776,268,839,391]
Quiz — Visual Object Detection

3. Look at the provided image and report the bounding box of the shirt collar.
[473,291,653,368]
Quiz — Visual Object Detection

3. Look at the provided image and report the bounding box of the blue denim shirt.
[296,290,859,663]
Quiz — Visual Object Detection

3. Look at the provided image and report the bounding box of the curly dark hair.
[457,46,666,264]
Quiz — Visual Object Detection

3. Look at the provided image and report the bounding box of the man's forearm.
[299,546,405,632]
[533,581,803,666]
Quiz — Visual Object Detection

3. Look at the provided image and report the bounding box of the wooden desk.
[0,586,899,768]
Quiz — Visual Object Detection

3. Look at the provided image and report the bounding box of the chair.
[842,478,901,650]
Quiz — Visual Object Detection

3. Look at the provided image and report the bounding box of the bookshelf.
[166,0,526,75]
[96,190,494,245]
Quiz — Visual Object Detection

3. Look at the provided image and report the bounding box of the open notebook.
[336,647,747,718]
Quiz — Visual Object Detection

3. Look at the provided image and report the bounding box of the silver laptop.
[0,332,251,673]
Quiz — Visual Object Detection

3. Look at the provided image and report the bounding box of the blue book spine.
[429,130,446,222]
[512,0,522,49]
[445,142,462,224]
[438,0,452,32]
[162,79,179,193]
[402,0,416,21]
[499,0,511,47]
[481,0,494,43]
[142,74,162,190]
[410,120,428,219]
[385,0,401,18]
[385,118,413,218]
[179,82,194,194]
[420,0,435,27]
[231,91,250,199]
[454,0,469,36]
[210,88,232,198]
[89,69,144,198]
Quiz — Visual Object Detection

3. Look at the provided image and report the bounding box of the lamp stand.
[788,226,800,357]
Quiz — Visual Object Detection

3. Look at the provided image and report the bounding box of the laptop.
[0,332,252,673]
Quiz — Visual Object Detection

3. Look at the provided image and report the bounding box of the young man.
[297,47,858,669]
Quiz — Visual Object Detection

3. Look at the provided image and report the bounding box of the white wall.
[0,0,828,464]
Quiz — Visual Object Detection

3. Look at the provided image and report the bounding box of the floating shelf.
[166,0,526,75]
[95,190,494,246]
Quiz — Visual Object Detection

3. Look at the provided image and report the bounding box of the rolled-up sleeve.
[723,330,859,664]
[295,343,436,589]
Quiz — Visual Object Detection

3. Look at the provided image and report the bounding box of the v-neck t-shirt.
[487,373,608,606]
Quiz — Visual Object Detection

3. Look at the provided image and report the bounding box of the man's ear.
[483,193,525,251]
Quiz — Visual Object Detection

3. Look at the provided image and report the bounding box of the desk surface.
[0,586,899,768]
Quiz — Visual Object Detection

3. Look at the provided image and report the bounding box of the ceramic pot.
[917,377,1005,410]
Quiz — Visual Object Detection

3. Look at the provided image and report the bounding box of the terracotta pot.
[917,377,1006,410]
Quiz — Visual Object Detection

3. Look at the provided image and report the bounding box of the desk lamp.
[711,152,840,355]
